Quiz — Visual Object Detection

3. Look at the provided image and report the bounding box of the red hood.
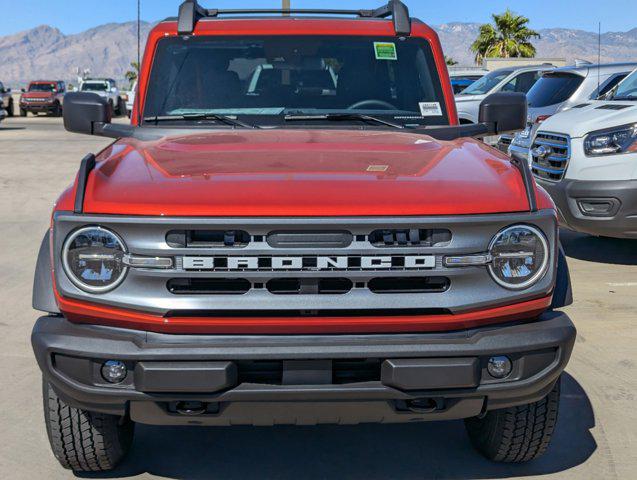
[78,129,531,216]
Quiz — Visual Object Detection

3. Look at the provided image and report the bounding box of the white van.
[530,68,637,238]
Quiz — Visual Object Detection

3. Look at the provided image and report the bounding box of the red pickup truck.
[20,80,66,116]
[32,0,575,472]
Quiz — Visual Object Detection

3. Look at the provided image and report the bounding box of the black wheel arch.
[551,244,573,309]
[33,231,60,314]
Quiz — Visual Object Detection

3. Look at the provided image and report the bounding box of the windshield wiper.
[143,114,257,129]
[284,113,405,129]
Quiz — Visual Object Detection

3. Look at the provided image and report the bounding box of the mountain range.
[2,21,637,87]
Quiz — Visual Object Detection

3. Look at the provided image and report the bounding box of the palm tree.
[124,62,140,89]
[471,10,540,64]
[445,56,458,66]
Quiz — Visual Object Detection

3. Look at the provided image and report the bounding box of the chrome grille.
[531,133,570,182]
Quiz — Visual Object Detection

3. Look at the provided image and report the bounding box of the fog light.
[487,356,512,379]
[101,360,127,384]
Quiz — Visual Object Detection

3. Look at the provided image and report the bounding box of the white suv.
[79,78,127,116]
[455,64,554,124]
[530,69,637,239]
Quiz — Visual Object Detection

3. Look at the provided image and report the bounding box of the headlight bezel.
[583,123,637,157]
[62,226,129,294]
[488,224,551,290]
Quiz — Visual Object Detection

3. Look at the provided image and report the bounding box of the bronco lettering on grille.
[182,255,436,271]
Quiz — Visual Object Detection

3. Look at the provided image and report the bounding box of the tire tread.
[43,379,133,472]
[465,378,560,463]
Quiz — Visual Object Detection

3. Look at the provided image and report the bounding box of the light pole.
[283,0,290,10]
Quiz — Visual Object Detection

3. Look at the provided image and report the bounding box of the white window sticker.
[419,102,443,117]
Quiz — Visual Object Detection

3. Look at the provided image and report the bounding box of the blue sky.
[1,0,636,36]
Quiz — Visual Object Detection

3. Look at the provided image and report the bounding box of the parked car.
[0,81,14,117]
[504,63,637,159]
[455,64,555,124]
[125,81,137,118]
[448,68,488,95]
[32,0,575,472]
[529,67,637,238]
[0,100,6,123]
[20,80,66,116]
[79,78,127,116]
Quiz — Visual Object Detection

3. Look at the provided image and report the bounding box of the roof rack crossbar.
[177,0,411,36]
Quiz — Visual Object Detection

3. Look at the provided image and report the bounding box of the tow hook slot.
[397,398,445,414]
[174,401,207,416]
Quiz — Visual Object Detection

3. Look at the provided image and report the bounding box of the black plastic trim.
[32,231,60,314]
[32,312,575,419]
[177,0,411,36]
[511,156,538,212]
[73,153,96,214]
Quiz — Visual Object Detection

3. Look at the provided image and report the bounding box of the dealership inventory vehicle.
[448,67,489,95]
[0,100,6,123]
[20,80,66,116]
[125,81,137,117]
[80,78,128,116]
[455,64,555,124]
[0,81,14,117]
[32,0,575,472]
[504,63,636,159]
[529,67,637,239]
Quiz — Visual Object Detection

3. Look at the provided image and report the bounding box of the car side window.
[597,73,628,98]
[502,71,541,94]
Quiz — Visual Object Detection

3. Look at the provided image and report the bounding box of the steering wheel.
[348,99,398,110]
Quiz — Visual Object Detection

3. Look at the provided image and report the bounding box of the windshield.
[81,83,108,92]
[612,69,637,100]
[143,36,449,127]
[459,70,513,96]
[29,83,56,92]
[527,73,584,108]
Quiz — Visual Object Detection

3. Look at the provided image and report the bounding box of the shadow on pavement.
[560,228,637,266]
[79,374,596,480]
[0,126,26,131]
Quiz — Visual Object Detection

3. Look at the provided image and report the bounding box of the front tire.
[51,102,62,117]
[7,99,14,117]
[20,107,27,117]
[43,379,134,472]
[464,378,560,463]
[116,97,127,117]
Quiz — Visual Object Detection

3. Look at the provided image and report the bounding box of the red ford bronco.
[32,0,575,472]
[20,80,66,116]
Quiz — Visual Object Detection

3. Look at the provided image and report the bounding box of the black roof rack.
[177,0,411,36]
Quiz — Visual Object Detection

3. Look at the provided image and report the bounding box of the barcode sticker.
[419,102,443,117]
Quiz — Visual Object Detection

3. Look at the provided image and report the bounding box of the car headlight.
[584,124,637,156]
[62,227,128,293]
[488,225,549,290]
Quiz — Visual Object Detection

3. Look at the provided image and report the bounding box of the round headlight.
[488,225,549,290]
[62,227,128,293]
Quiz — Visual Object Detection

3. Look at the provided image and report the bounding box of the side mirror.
[21,88,26,93]
[63,92,112,135]
[6,88,11,93]
[479,92,527,135]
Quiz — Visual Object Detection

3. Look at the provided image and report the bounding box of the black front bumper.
[21,103,56,113]
[537,178,637,238]
[32,312,575,426]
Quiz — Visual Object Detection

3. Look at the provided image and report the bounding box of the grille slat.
[531,132,571,182]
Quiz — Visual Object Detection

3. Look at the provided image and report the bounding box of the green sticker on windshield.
[374,42,398,61]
